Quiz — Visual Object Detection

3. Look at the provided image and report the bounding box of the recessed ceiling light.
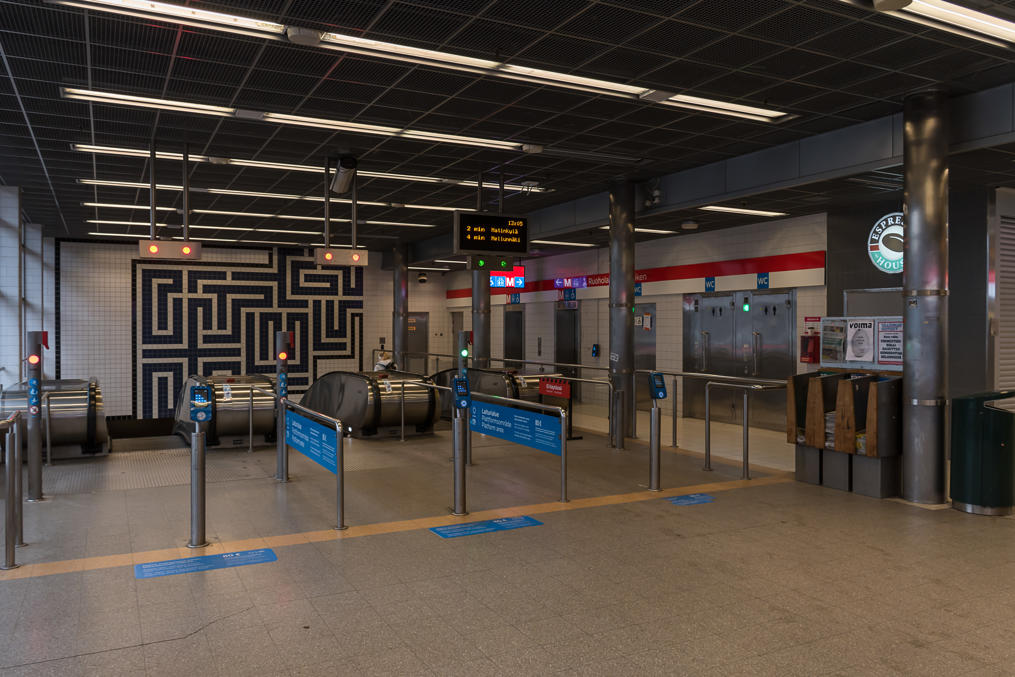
[61,88,523,151]
[681,220,699,231]
[86,219,322,235]
[434,259,467,264]
[597,226,675,234]
[82,202,437,227]
[408,266,450,271]
[839,0,1015,48]
[698,206,788,217]
[47,0,791,122]
[531,240,598,248]
[72,144,550,193]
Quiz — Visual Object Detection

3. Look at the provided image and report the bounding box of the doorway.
[554,304,580,398]
[504,309,524,369]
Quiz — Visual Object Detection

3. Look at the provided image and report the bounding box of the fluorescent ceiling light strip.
[61,89,521,151]
[905,0,1015,43]
[434,259,467,264]
[82,202,436,227]
[86,219,321,234]
[531,240,597,248]
[408,266,450,272]
[48,2,788,122]
[77,179,469,214]
[699,205,787,217]
[597,226,675,234]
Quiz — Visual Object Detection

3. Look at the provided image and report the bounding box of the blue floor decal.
[430,516,543,539]
[666,493,715,506]
[135,548,278,579]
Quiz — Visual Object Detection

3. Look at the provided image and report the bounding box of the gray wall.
[825,198,904,317]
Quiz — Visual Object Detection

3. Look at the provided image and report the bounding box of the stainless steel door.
[683,294,737,422]
[406,312,429,374]
[634,303,657,411]
[451,311,463,347]
[554,306,580,399]
[504,309,524,369]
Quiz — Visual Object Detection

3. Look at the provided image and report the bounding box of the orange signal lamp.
[351,253,361,263]
[324,252,334,261]
[277,351,288,361]
[148,244,159,254]
[27,354,40,365]
[181,245,192,255]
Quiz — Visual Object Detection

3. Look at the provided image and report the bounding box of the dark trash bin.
[951,390,1015,516]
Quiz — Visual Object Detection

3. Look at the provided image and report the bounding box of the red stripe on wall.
[447,250,825,298]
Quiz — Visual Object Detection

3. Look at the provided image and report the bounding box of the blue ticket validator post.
[451,375,470,516]
[188,383,212,548]
[648,372,666,492]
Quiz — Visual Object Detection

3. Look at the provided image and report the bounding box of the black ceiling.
[4,0,1015,247]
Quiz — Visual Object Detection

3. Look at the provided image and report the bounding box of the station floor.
[1,426,1014,676]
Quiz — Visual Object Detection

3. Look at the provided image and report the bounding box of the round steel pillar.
[472,271,491,369]
[392,245,409,370]
[609,180,636,437]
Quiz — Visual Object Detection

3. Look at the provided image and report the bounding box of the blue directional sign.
[285,410,338,473]
[430,516,542,539]
[470,401,561,455]
[756,272,770,289]
[27,377,40,408]
[277,372,288,398]
[509,293,521,304]
[635,282,642,297]
[705,277,716,292]
[135,549,277,579]
[561,288,577,301]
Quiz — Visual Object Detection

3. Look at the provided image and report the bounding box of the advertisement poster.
[846,319,875,362]
[877,320,903,365]
[821,319,847,362]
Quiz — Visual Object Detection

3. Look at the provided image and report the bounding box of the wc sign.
[756,273,769,289]
[868,212,904,274]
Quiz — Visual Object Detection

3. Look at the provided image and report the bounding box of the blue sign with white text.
[470,401,561,455]
[705,277,716,292]
[666,493,715,506]
[286,411,338,473]
[135,548,277,579]
[430,516,542,539]
[635,282,642,297]
[757,272,770,289]
[509,293,521,304]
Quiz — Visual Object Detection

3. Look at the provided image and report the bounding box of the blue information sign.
[665,493,715,506]
[430,516,542,539]
[756,272,770,289]
[470,401,561,455]
[509,293,521,304]
[285,410,338,473]
[135,548,277,579]
[705,277,716,292]
[635,282,642,297]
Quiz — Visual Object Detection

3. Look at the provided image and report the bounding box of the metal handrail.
[704,381,786,479]
[247,386,277,454]
[279,398,349,531]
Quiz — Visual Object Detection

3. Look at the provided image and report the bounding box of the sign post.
[25,331,46,502]
[275,330,291,482]
[187,384,212,549]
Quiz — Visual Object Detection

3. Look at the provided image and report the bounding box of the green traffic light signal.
[460,348,469,358]
[500,259,508,268]
[477,258,486,268]
[742,303,750,312]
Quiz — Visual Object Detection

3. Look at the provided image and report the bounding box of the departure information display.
[454,212,528,255]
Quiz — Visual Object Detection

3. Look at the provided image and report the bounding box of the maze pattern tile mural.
[133,249,363,419]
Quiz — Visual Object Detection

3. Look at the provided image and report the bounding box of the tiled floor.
[0,428,1012,676]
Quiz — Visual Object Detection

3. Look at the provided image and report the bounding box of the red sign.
[539,378,571,399]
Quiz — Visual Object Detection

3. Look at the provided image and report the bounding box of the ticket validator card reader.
[648,372,667,400]
[189,385,213,423]
[452,375,471,410]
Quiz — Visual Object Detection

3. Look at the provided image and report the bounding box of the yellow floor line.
[0,473,792,581]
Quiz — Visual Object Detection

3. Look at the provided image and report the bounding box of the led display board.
[454,212,528,256]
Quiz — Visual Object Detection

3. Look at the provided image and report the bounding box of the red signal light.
[351,253,361,263]
[148,244,159,254]
[324,251,334,261]
[27,354,40,365]
[181,245,192,255]
[277,351,288,361]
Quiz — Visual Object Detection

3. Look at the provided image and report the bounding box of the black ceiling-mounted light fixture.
[330,156,358,194]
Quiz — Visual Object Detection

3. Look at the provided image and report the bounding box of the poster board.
[820,316,903,372]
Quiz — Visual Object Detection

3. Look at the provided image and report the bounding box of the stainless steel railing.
[280,398,349,531]
[703,381,787,480]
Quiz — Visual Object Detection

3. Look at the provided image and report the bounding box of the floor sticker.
[665,493,715,506]
[135,548,277,579]
[430,516,543,539]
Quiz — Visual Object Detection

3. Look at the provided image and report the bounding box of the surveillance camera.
[417,271,428,284]
[330,156,357,194]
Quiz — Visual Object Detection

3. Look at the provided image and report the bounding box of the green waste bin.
[951,390,1015,516]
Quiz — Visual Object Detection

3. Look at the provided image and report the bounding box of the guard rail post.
[188,421,208,549]
[451,407,467,516]
[335,419,347,531]
[248,387,254,454]
[649,399,661,491]
[13,421,23,547]
[742,389,751,480]
[560,409,568,503]
[704,382,713,472]
[3,419,20,569]
[399,381,406,443]
[276,398,288,482]
[671,375,678,448]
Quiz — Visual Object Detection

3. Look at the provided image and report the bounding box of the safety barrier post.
[13,421,23,547]
[276,401,288,482]
[704,382,713,472]
[335,420,347,531]
[742,389,751,480]
[3,423,20,569]
[560,410,568,503]
[248,388,254,454]
[188,421,208,548]
[671,375,678,448]
[451,408,467,515]
[649,400,661,491]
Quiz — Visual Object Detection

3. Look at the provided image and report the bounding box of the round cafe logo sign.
[868,212,904,274]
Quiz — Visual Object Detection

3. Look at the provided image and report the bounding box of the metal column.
[472,272,491,369]
[902,89,949,505]
[649,402,661,491]
[188,423,208,548]
[609,180,636,438]
[25,331,44,502]
[392,244,409,370]
[451,409,468,515]
[276,330,291,482]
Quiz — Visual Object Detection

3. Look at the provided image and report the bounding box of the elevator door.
[634,303,657,411]
[504,309,524,369]
[554,306,580,398]
[405,312,429,374]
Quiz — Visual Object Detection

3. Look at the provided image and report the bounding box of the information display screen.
[454,212,528,255]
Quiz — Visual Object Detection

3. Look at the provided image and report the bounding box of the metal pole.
[704,383,712,471]
[188,422,208,548]
[671,375,678,448]
[149,143,157,241]
[902,89,949,505]
[13,422,23,547]
[472,272,491,369]
[649,401,661,491]
[323,157,331,249]
[351,174,358,251]
[3,427,18,570]
[498,172,504,214]
[608,180,636,438]
[476,172,483,212]
[400,381,405,442]
[335,425,347,530]
[276,403,288,482]
[25,333,43,502]
[742,389,751,480]
[181,143,190,242]
[248,388,254,453]
[43,394,51,465]
[452,410,467,515]
[560,411,568,502]
[392,245,408,370]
